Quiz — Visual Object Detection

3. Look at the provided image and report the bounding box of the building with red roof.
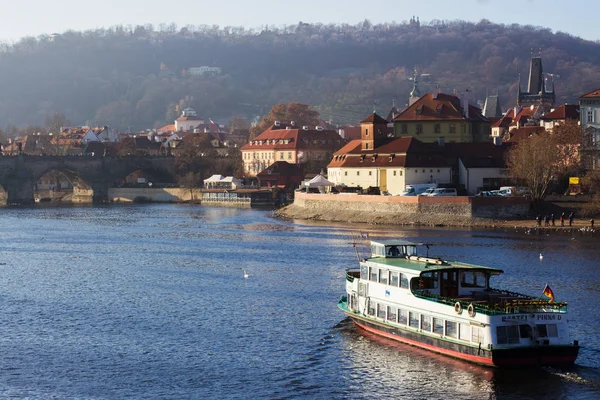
[240,121,345,177]
[541,104,580,131]
[392,92,490,143]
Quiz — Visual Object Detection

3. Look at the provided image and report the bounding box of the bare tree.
[507,133,561,206]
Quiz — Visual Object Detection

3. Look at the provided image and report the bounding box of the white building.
[175,108,204,132]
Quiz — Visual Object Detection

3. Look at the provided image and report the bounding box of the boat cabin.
[365,240,505,300]
[370,240,421,258]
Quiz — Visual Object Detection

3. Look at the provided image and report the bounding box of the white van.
[428,188,457,196]
[400,183,437,196]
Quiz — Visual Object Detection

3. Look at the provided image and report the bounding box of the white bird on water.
[539,253,543,260]
[243,270,249,279]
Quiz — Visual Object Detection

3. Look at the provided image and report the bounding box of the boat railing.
[413,289,568,315]
[346,269,361,283]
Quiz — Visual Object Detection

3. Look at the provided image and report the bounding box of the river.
[0,205,598,399]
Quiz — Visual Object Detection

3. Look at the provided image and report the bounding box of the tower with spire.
[517,52,555,110]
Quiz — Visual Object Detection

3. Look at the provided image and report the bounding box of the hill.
[1,19,599,132]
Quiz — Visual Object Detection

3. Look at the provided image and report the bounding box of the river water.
[0,205,598,399]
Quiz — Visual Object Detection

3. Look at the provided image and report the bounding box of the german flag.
[542,284,555,302]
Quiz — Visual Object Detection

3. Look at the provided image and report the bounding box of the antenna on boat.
[351,232,369,265]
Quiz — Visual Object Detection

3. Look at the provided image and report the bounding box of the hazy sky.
[1,0,597,42]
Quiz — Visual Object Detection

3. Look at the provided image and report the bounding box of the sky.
[0,0,598,42]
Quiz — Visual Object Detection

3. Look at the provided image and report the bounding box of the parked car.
[428,188,457,196]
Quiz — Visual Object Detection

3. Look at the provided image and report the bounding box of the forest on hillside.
[1,19,599,133]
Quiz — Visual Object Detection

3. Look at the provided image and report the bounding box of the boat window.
[370,267,378,282]
[360,265,368,280]
[400,274,409,289]
[433,318,444,334]
[387,306,397,322]
[390,271,399,287]
[398,309,408,325]
[367,301,376,316]
[377,303,386,319]
[419,272,439,289]
[421,315,432,332]
[409,312,420,328]
[379,269,388,285]
[445,321,457,338]
[496,325,520,344]
[546,324,558,337]
[358,283,366,297]
[535,324,548,338]
[471,326,484,344]
[404,246,417,256]
[461,271,487,288]
[459,323,470,341]
[519,324,533,339]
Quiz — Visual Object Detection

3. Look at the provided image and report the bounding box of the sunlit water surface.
[0,205,598,399]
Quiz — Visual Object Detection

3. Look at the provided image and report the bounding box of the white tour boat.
[338,239,579,367]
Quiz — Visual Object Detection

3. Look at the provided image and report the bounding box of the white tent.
[204,175,225,189]
[306,174,334,188]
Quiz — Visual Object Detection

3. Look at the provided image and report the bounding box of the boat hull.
[343,310,579,368]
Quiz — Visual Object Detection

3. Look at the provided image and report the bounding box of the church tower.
[517,55,555,110]
[360,112,388,151]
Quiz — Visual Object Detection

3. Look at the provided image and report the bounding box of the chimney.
[461,94,469,119]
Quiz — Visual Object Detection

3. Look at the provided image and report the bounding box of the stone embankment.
[275,192,597,235]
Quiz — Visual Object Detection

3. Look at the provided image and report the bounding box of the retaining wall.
[108,188,202,203]
[293,193,531,219]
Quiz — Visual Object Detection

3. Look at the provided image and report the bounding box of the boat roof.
[370,240,424,246]
[367,256,504,274]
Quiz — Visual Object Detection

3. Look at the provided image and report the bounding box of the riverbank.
[275,202,598,235]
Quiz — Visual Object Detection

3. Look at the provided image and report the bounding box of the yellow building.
[393,93,491,143]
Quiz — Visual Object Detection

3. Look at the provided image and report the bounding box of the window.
[445,321,457,338]
[280,152,284,159]
[449,124,456,133]
[366,128,369,136]
[409,312,420,328]
[369,171,372,176]
[588,110,594,123]
[377,303,386,319]
[401,124,408,134]
[390,271,399,287]
[472,326,484,344]
[378,269,388,284]
[357,171,360,176]
[419,272,439,289]
[367,301,376,316]
[370,267,378,282]
[400,170,403,176]
[344,171,348,176]
[496,325,520,344]
[461,271,487,288]
[393,171,397,176]
[387,306,397,322]
[433,318,444,334]
[434,123,441,133]
[400,274,409,289]
[461,124,467,133]
[365,143,369,149]
[421,315,432,332]
[416,124,423,134]
[546,324,558,337]
[536,324,548,338]
[398,309,408,325]
[459,323,470,341]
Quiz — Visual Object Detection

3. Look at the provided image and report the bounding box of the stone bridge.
[0,155,177,205]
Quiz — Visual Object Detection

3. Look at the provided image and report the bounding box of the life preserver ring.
[454,302,463,314]
[467,303,476,317]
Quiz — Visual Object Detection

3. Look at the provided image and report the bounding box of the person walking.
[536,215,540,227]
[551,213,555,227]
[544,215,550,227]
[569,212,574,227]
[591,219,595,228]
[560,213,565,227]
